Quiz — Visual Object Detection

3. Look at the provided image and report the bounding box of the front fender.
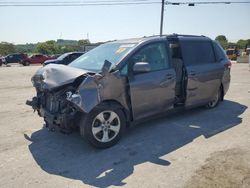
[67,71,129,114]
[67,76,101,113]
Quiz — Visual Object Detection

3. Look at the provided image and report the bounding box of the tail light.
[224,61,232,69]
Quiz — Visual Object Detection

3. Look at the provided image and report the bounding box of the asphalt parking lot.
[0,63,250,188]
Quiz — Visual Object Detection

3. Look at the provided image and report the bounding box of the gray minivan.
[27,34,231,148]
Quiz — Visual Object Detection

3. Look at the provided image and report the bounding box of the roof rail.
[143,34,168,38]
[141,34,208,40]
[167,33,207,38]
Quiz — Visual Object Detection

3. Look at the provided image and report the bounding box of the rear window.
[180,40,215,65]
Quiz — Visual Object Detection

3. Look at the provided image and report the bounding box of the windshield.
[69,42,137,72]
[57,53,69,60]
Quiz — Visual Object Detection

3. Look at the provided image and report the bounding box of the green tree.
[0,42,16,55]
[15,43,36,54]
[228,42,237,49]
[60,45,80,53]
[78,39,90,46]
[237,39,249,49]
[215,35,228,49]
[36,40,60,55]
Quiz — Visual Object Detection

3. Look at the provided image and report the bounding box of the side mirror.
[133,62,151,74]
[101,60,112,75]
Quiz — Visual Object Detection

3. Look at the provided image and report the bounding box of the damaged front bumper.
[40,107,77,133]
[26,89,82,134]
[26,64,93,133]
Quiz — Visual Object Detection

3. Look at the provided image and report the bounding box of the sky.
[0,0,250,44]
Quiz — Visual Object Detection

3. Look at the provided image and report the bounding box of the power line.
[0,0,158,3]
[1,0,249,6]
[0,0,161,5]
[0,3,160,7]
[0,1,161,7]
[165,1,250,5]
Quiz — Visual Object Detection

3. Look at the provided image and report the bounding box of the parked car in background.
[4,53,28,65]
[21,54,55,66]
[43,52,84,66]
[246,48,250,56]
[226,48,239,60]
[0,55,4,66]
[27,34,231,148]
[51,54,62,59]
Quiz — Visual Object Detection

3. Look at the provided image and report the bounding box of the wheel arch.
[97,99,131,127]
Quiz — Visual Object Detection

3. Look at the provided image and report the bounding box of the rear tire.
[206,87,222,109]
[80,104,126,148]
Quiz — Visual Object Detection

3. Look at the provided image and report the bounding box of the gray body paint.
[67,71,129,114]
[27,35,231,134]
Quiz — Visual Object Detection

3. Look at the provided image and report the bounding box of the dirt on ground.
[186,148,250,188]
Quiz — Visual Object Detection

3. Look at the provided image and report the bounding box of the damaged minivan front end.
[27,64,91,133]
[27,40,139,148]
[27,60,129,135]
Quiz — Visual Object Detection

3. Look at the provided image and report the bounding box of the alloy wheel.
[91,111,121,143]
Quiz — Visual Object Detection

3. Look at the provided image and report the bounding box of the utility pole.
[159,1,239,36]
[160,0,165,36]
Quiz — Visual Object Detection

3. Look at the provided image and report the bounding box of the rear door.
[128,41,176,120]
[180,39,224,107]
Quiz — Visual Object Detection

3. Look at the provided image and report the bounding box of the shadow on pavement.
[27,100,247,187]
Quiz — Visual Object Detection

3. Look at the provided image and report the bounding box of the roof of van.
[167,34,211,40]
[108,34,211,44]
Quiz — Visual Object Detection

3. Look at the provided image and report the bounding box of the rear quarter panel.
[222,66,231,96]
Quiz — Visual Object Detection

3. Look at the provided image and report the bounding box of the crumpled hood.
[32,64,88,90]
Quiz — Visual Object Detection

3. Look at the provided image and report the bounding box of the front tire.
[80,104,126,148]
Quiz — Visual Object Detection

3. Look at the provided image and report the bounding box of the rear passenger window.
[181,41,215,65]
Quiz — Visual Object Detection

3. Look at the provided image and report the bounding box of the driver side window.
[131,42,169,72]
